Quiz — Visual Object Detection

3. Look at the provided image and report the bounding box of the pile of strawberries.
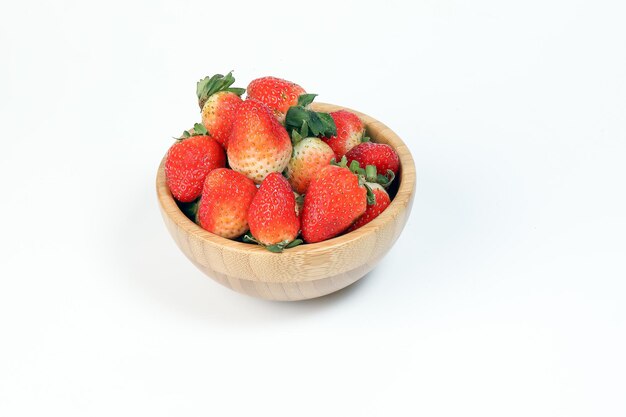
[165,72,400,252]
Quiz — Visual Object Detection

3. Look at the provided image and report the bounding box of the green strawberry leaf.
[265,239,303,253]
[243,233,259,244]
[330,155,348,168]
[175,123,210,140]
[225,87,246,96]
[265,243,285,253]
[175,130,191,140]
[300,120,309,138]
[376,169,396,188]
[292,129,303,145]
[306,111,325,136]
[349,160,365,176]
[364,183,377,206]
[243,234,303,253]
[285,239,303,249]
[298,94,317,107]
[317,112,335,134]
[285,96,336,138]
[196,71,245,109]
[285,106,308,129]
[193,123,208,136]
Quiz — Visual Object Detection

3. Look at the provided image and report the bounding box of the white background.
[1,0,625,415]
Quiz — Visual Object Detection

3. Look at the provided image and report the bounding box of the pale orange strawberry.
[227,99,292,184]
[285,137,335,194]
[196,72,245,149]
[197,168,257,239]
[200,92,242,149]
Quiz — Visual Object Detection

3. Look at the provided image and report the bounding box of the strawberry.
[321,110,365,159]
[345,142,400,178]
[346,183,391,232]
[165,123,226,202]
[246,172,301,251]
[200,93,242,149]
[197,168,257,239]
[247,76,306,123]
[197,72,245,149]
[301,165,368,243]
[227,99,292,184]
[285,137,335,194]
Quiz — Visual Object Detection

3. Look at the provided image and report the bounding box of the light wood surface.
[156,103,416,301]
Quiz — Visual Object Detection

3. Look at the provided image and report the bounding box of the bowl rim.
[156,102,416,256]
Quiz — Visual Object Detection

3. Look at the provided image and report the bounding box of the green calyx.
[331,155,349,168]
[196,71,246,109]
[297,94,318,107]
[243,234,303,253]
[331,156,377,205]
[291,120,310,146]
[331,157,393,204]
[347,159,395,188]
[285,94,336,139]
[175,123,209,140]
[266,239,303,253]
[364,183,376,206]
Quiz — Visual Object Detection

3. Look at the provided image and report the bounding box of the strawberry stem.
[365,165,378,182]
[243,233,259,244]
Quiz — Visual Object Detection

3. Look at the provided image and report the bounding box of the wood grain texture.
[156,103,416,301]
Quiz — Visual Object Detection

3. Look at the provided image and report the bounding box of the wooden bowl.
[156,103,416,301]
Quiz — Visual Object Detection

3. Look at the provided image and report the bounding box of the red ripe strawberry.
[165,124,226,202]
[301,165,367,243]
[321,110,365,159]
[197,168,257,239]
[247,172,300,250]
[345,142,400,177]
[197,72,245,149]
[227,99,292,184]
[247,76,306,123]
[346,183,391,232]
[285,137,335,194]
